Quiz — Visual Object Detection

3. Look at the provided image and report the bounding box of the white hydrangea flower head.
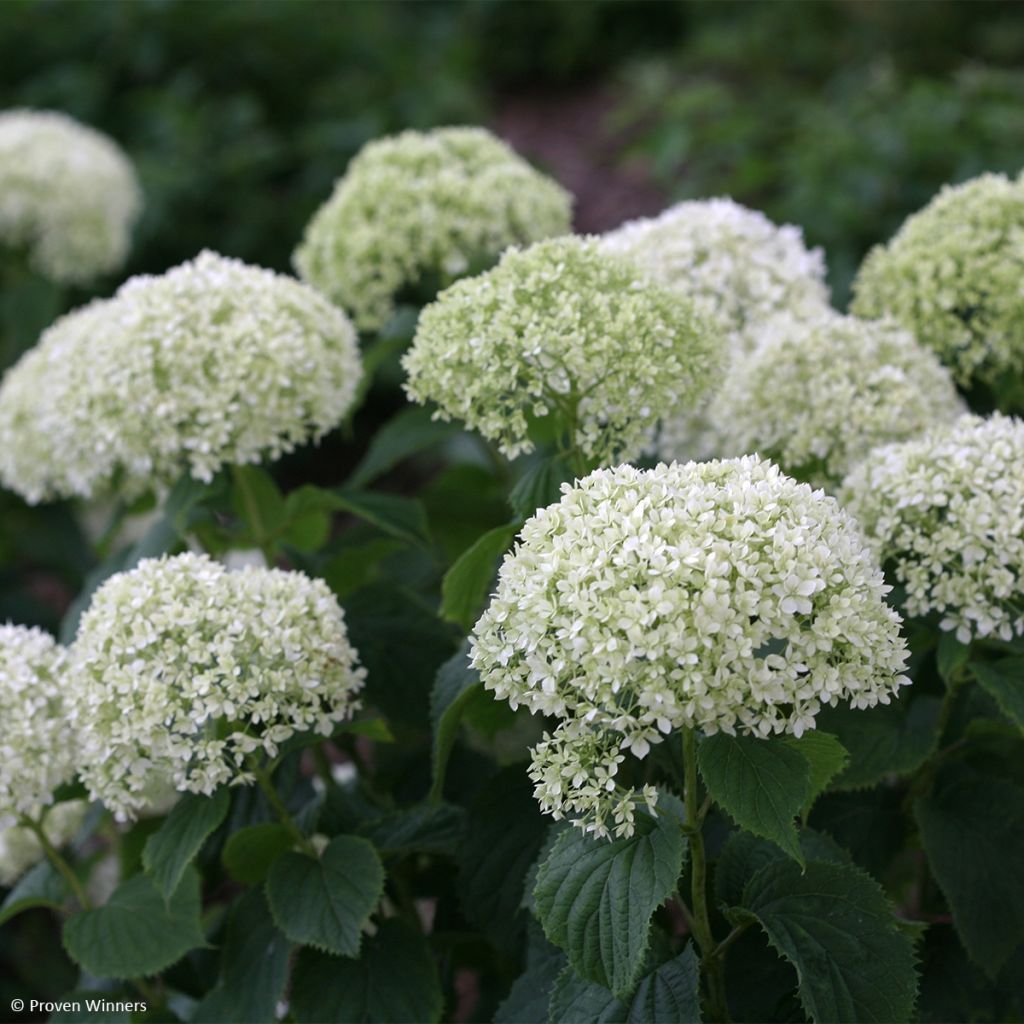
[471,457,909,838]
[842,414,1024,643]
[294,126,573,331]
[0,800,88,887]
[402,236,723,465]
[70,553,367,821]
[0,624,76,826]
[0,251,363,503]
[692,310,966,488]
[603,199,831,463]
[0,109,141,283]
[852,173,1024,386]
[601,198,830,355]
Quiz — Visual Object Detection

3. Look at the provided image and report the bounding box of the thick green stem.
[682,729,730,1023]
[250,761,318,858]
[22,816,90,910]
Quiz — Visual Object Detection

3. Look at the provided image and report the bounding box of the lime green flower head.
[0,109,141,283]
[852,173,1024,386]
[294,126,572,331]
[402,236,723,466]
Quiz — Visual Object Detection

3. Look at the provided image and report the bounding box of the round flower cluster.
[471,457,909,838]
[691,311,965,488]
[0,251,362,503]
[0,624,75,827]
[402,236,722,465]
[602,199,830,463]
[294,126,572,331]
[0,109,141,283]
[842,414,1024,643]
[852,172,1024,386]
[70,553,367,820]
[0,800,87,887]
[600,198,829,354]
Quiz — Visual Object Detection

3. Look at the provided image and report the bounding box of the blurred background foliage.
[2,2,1024,1015]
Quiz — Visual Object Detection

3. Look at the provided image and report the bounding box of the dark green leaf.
[290,919,442,1023]
[221,823,294,885]
[508,454,573,520]
[914,768,1024,974]
[728,859,918,1023]
[231,464,287,545]
[358,802,465,857]
[495,924,567,1024]
[548,968,629,1024]
[440,521,518,630]
[331,489,431,547]
[191,889,290,1023]
[344,583,455,727]
[817,696,942,790]
[970,658,1024,731]
[628,945,702,1024]
[783,732,849,820]
[347,405,459,488]
[143,788,230,902]
[937,633,971,686]
[429,642,484,801]
[265,835,384,957]
[698,733,810,862]
[62,867,205,979]
[0,859,70,924]
[533,794,687,996]
[458,766,549,953]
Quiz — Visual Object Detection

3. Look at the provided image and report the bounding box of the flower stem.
[21,816,91,910]
[249,760,318,858]
[682,728,730,1023]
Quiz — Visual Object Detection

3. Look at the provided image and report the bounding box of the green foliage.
[0,860,69,924]
[970,658,1024,731]
[534,796,687,996]
[290,920,443,1024]
[265,836,385,958]
[62,868,205,979]
[142,788,230,902]
[429,643,484,801]
[221,824,294,885]
[728,859,919,1023]
[698,733,811,863]
[440,521,519,630]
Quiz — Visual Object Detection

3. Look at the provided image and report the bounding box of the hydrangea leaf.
[548,945,702,1024]
[358,801,465,858]
[458,766,549,953]
[429,642,484,801]
[347,405,460,489]
[698,733,810,863]
[142,788,230,902]
[191,889,291,1024]
[221,823,294,886]
[495,923,567,1024]
[936,633,971,687]
[727,859,918,1023]
[265,835,384,958]
[969,658,1024,731]
[508,454,574,520]
[290,920,442,1024]
[0,859,70,925]
[533,795,687,997]
[816,696,942,790]
[914,768,1024,974]
[62,867,205,979]
[783,732,850,820]
[440,521,519,631]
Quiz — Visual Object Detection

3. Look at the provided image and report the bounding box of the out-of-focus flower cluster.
[852,172,1024,387]
[601,198,829,353]
[686,311,965,488]
[471,457,909,838]
[0,251,362,503]
[0,109,141,283]
[0,800,87,887]
[70,553,366,821]
[294,126,572,331]
[402,236,722,465]
[0,624,76,826]
[842,414,1024,643]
